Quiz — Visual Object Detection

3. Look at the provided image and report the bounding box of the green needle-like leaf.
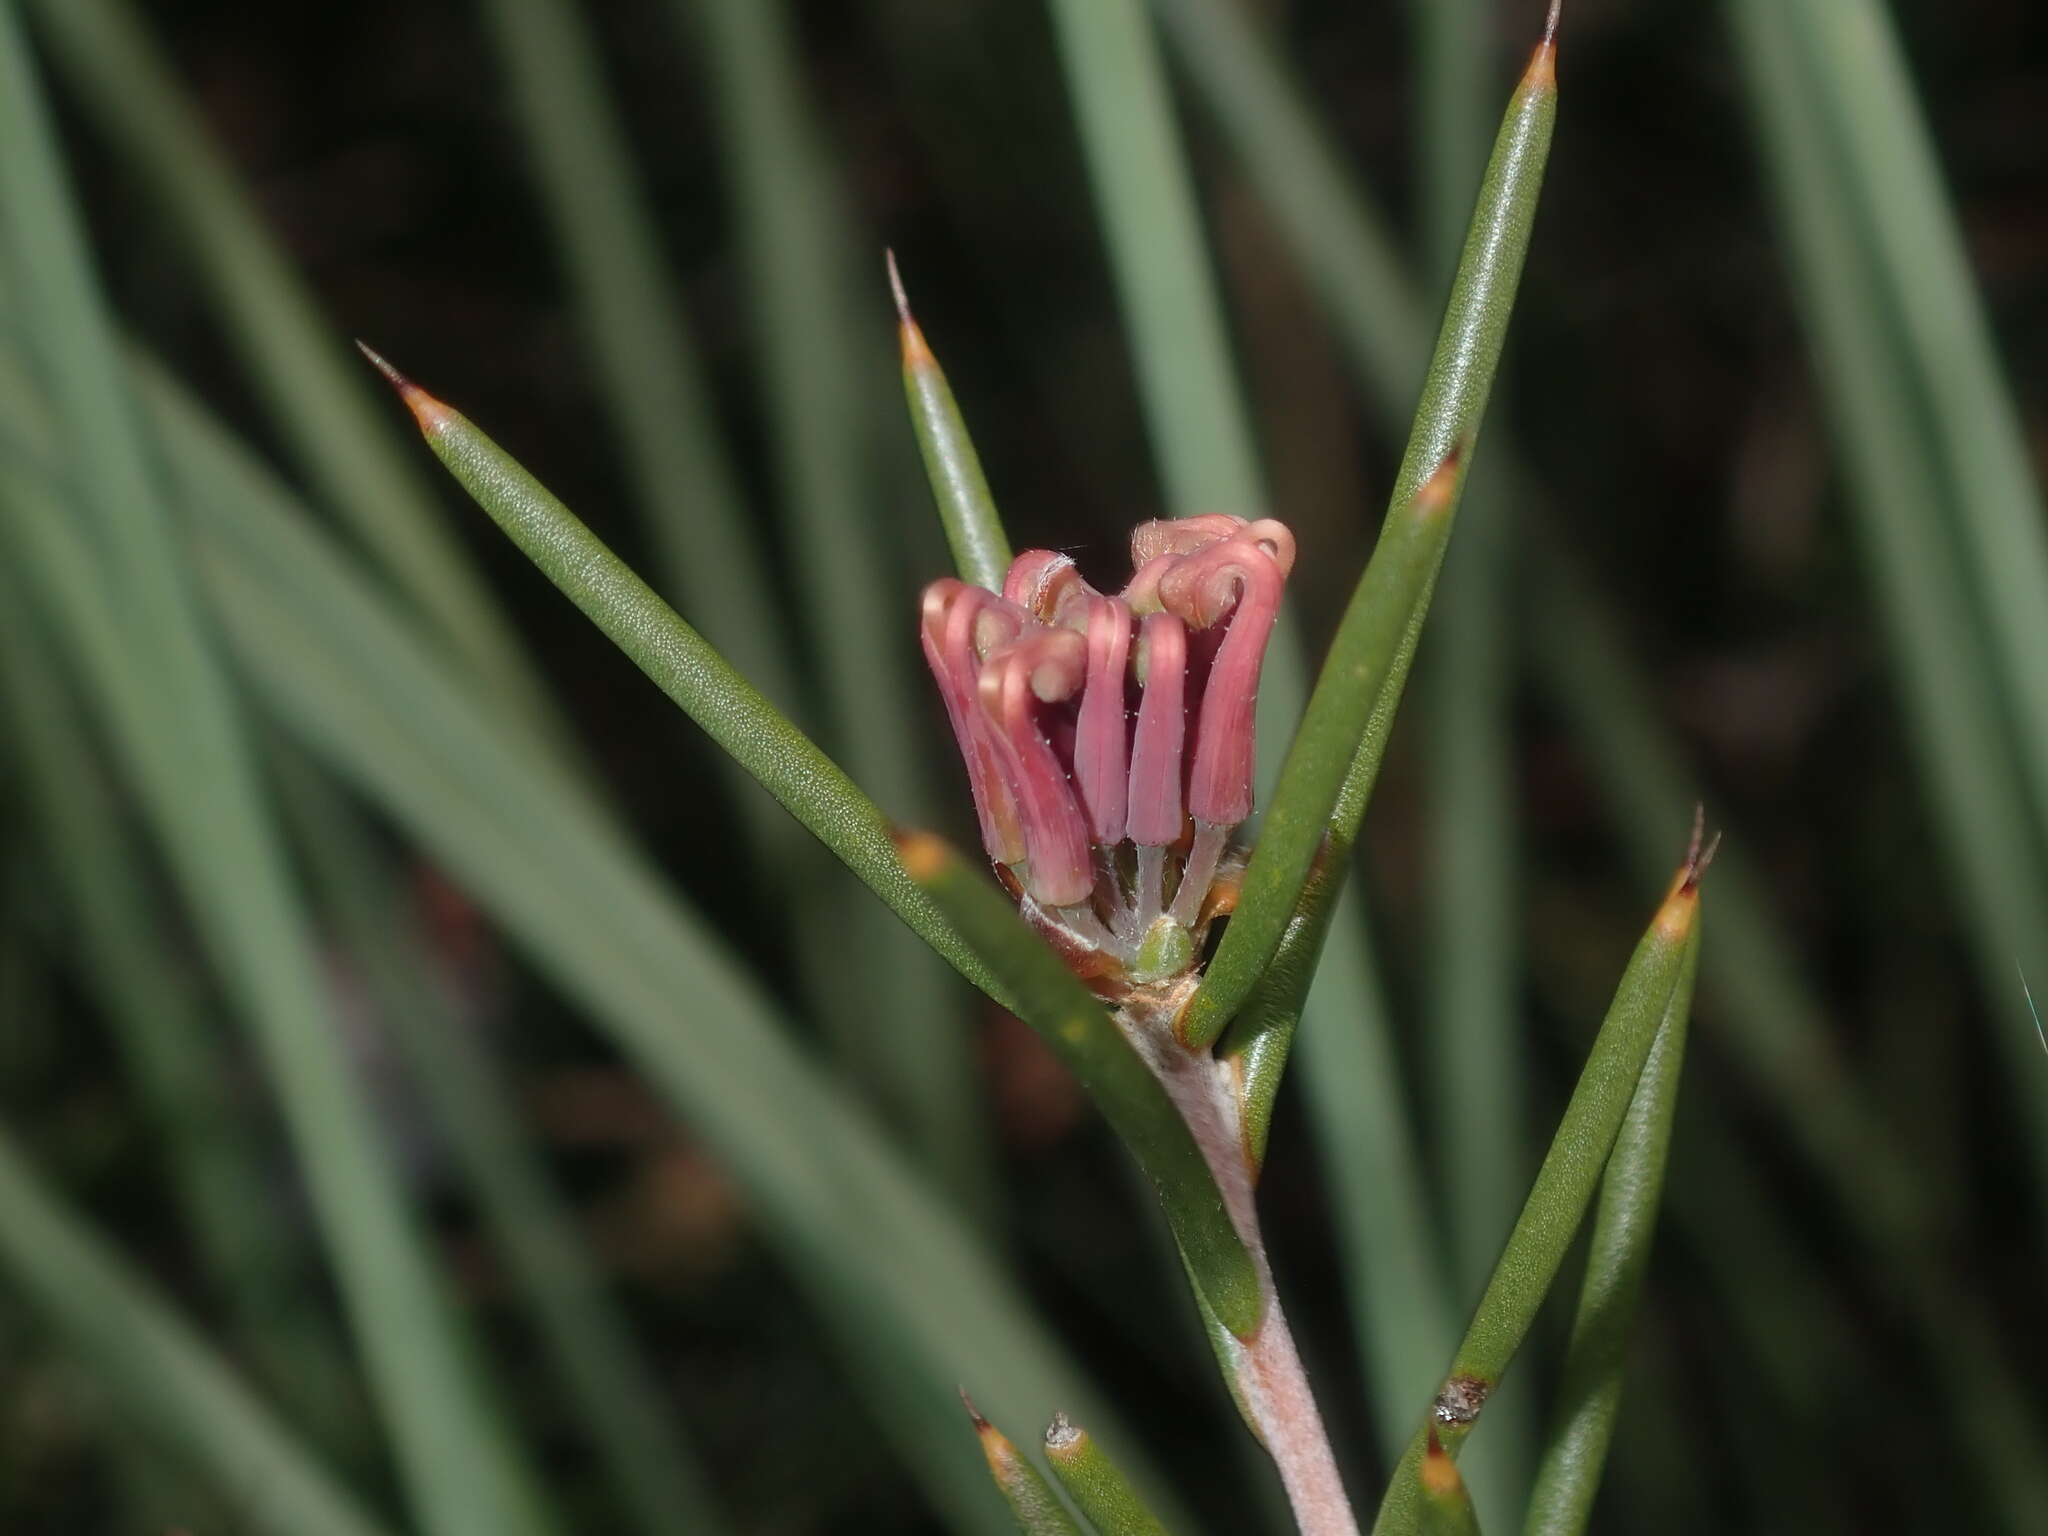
[0,12,554,1533]
[1185,30,1557,1048]
[21,0,562,746]
[359,353,1011,1014]
[1526,534,2048,1526]
[0,589,364,1458]
[1522,933,1694,1535]
[1044,0,1261,515]
[1158,0,2048,1508]
[674,0,989,1204]
[898,831,1262,1338]
[1044,1414,1175,1536]
[1373,860,1704,1535]
[965,1398,1086,1536]
[1412,5,1534,1511]
[0,1123,396,1536]
[68,347,1189,1534]
[892,253,1014,593]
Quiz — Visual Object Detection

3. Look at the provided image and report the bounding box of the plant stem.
[1134,1023,1359,1536]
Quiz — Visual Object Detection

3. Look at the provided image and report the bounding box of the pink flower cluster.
[920,515,1295,990]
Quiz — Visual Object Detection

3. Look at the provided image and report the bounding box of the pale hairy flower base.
[1121,991,1360,1536]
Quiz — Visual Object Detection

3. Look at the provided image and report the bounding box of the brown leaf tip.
[1432,1374,1490,1426]
[1523,0,1560,89]
[886,249,912,324]
[1679,803,1722,894]
[888,251,937,369]
[958,1386,992,1431]
[354,340,453,434]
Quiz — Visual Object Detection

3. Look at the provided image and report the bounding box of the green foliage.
[0,0,2041,1533]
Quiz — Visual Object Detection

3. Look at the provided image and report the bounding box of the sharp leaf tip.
[886,249,912,324]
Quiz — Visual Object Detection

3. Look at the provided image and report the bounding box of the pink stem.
[1131,1029,1361,1536]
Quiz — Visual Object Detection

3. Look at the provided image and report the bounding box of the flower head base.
[921,516,1295,996]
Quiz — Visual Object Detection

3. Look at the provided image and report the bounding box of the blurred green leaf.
[1044,0,1262,516]
[276,750,733,1536]
[1782,0,2048,853]
[474,0,804,789]
[1730,0,2048,1210]
[22,0,564,746]
[0,588,365,1458]
[111,350,1187,1534]
[1410,6,1533,1510]
[0,11,556,1531]
[0,1123,397,1536]
[678,0,986,1203]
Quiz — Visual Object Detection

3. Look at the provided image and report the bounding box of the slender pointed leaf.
[1155,0,2048,1510]
[898,831,1261,1337]
[1523,944,1694,1535]
[0,1124,396,1536]
[893,254,1014,593]
[75,347,1191,1534]
[1411,10,1533,1513]
[1186,33,1558,1048]
[359,356,1011,1013]
[1525,532,2048,1526]
[1372,868,1704,1535]
[673,0,990,1200]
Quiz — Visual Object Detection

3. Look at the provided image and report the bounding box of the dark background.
[10,0,2048,1530]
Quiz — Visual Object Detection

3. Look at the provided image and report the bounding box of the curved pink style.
[1159,535,1287,826]
[1125,610,1188,847]
[1072,595,1134,844]
[917,515,1293,954]
[977,626,1092,907]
